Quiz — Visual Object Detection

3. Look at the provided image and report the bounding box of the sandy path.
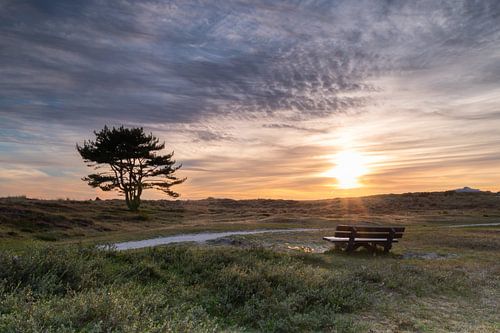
[110,228,319,250]
[447,222,500,228]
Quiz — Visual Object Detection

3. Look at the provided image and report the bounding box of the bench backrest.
[334,225,405,239]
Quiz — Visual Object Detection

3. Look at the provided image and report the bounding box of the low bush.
[0,245,371,332]
[0,244,475,332]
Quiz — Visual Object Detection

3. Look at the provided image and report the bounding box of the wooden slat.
[323,237,399,243]
[323,237,349,242]
[334,231,404,239]
[336,225,405,233]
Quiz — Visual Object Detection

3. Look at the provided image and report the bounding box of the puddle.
[108,228,318,250]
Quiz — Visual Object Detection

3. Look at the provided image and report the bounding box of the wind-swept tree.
[77,126,186,211]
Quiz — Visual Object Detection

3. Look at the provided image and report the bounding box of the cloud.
[0,0,384,126]
[0,166,49,181]
[1,0,500,198]
[2,0,499,126]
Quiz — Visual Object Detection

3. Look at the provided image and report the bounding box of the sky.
[1,0,500,200]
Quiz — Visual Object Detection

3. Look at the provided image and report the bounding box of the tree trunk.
[126,189,141,211]
[125,191,132,210]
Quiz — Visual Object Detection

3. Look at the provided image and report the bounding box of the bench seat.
[323,237,399,243]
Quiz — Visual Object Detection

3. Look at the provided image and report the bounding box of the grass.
[2,242,495,333]
[0,191,499,332]
[1,237,498,332]
[1,245,366,332]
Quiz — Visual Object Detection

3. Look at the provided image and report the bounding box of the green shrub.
[0,285,222,333]
[0,246,106,295]
[0,245,371,332]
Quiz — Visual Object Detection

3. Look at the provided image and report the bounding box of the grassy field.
[0,192,499,332]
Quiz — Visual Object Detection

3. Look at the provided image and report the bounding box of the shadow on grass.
[323,247,400,259]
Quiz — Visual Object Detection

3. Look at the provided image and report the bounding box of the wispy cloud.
[1,0,500,198]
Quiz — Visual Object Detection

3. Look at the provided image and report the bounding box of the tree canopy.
[77,126,186,210]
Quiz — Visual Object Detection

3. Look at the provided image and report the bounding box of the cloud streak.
[1,0,500,198]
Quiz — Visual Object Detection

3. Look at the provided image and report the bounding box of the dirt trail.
[447,222,500,228]
[110,228,319,250]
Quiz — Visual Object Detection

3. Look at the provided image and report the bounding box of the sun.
[325,150,369,189]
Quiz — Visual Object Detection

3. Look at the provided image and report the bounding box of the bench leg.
[383,243,392,253]
[385,229,395,253]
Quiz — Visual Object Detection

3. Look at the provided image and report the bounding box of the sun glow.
[325,151,369,189]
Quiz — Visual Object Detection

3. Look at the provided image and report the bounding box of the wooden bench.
[323,225,405,253]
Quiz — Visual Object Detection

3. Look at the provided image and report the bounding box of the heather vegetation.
[2,242,495,332]
[0,192,499,332]
[1,191,499,246]
[0,246,365,332]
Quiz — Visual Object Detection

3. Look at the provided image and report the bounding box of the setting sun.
[326,151,369,189]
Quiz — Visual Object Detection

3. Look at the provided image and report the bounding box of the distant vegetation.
[1,191,500,244]
[76,126,185,211]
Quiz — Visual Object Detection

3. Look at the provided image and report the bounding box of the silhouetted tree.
[77,126,186,211]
